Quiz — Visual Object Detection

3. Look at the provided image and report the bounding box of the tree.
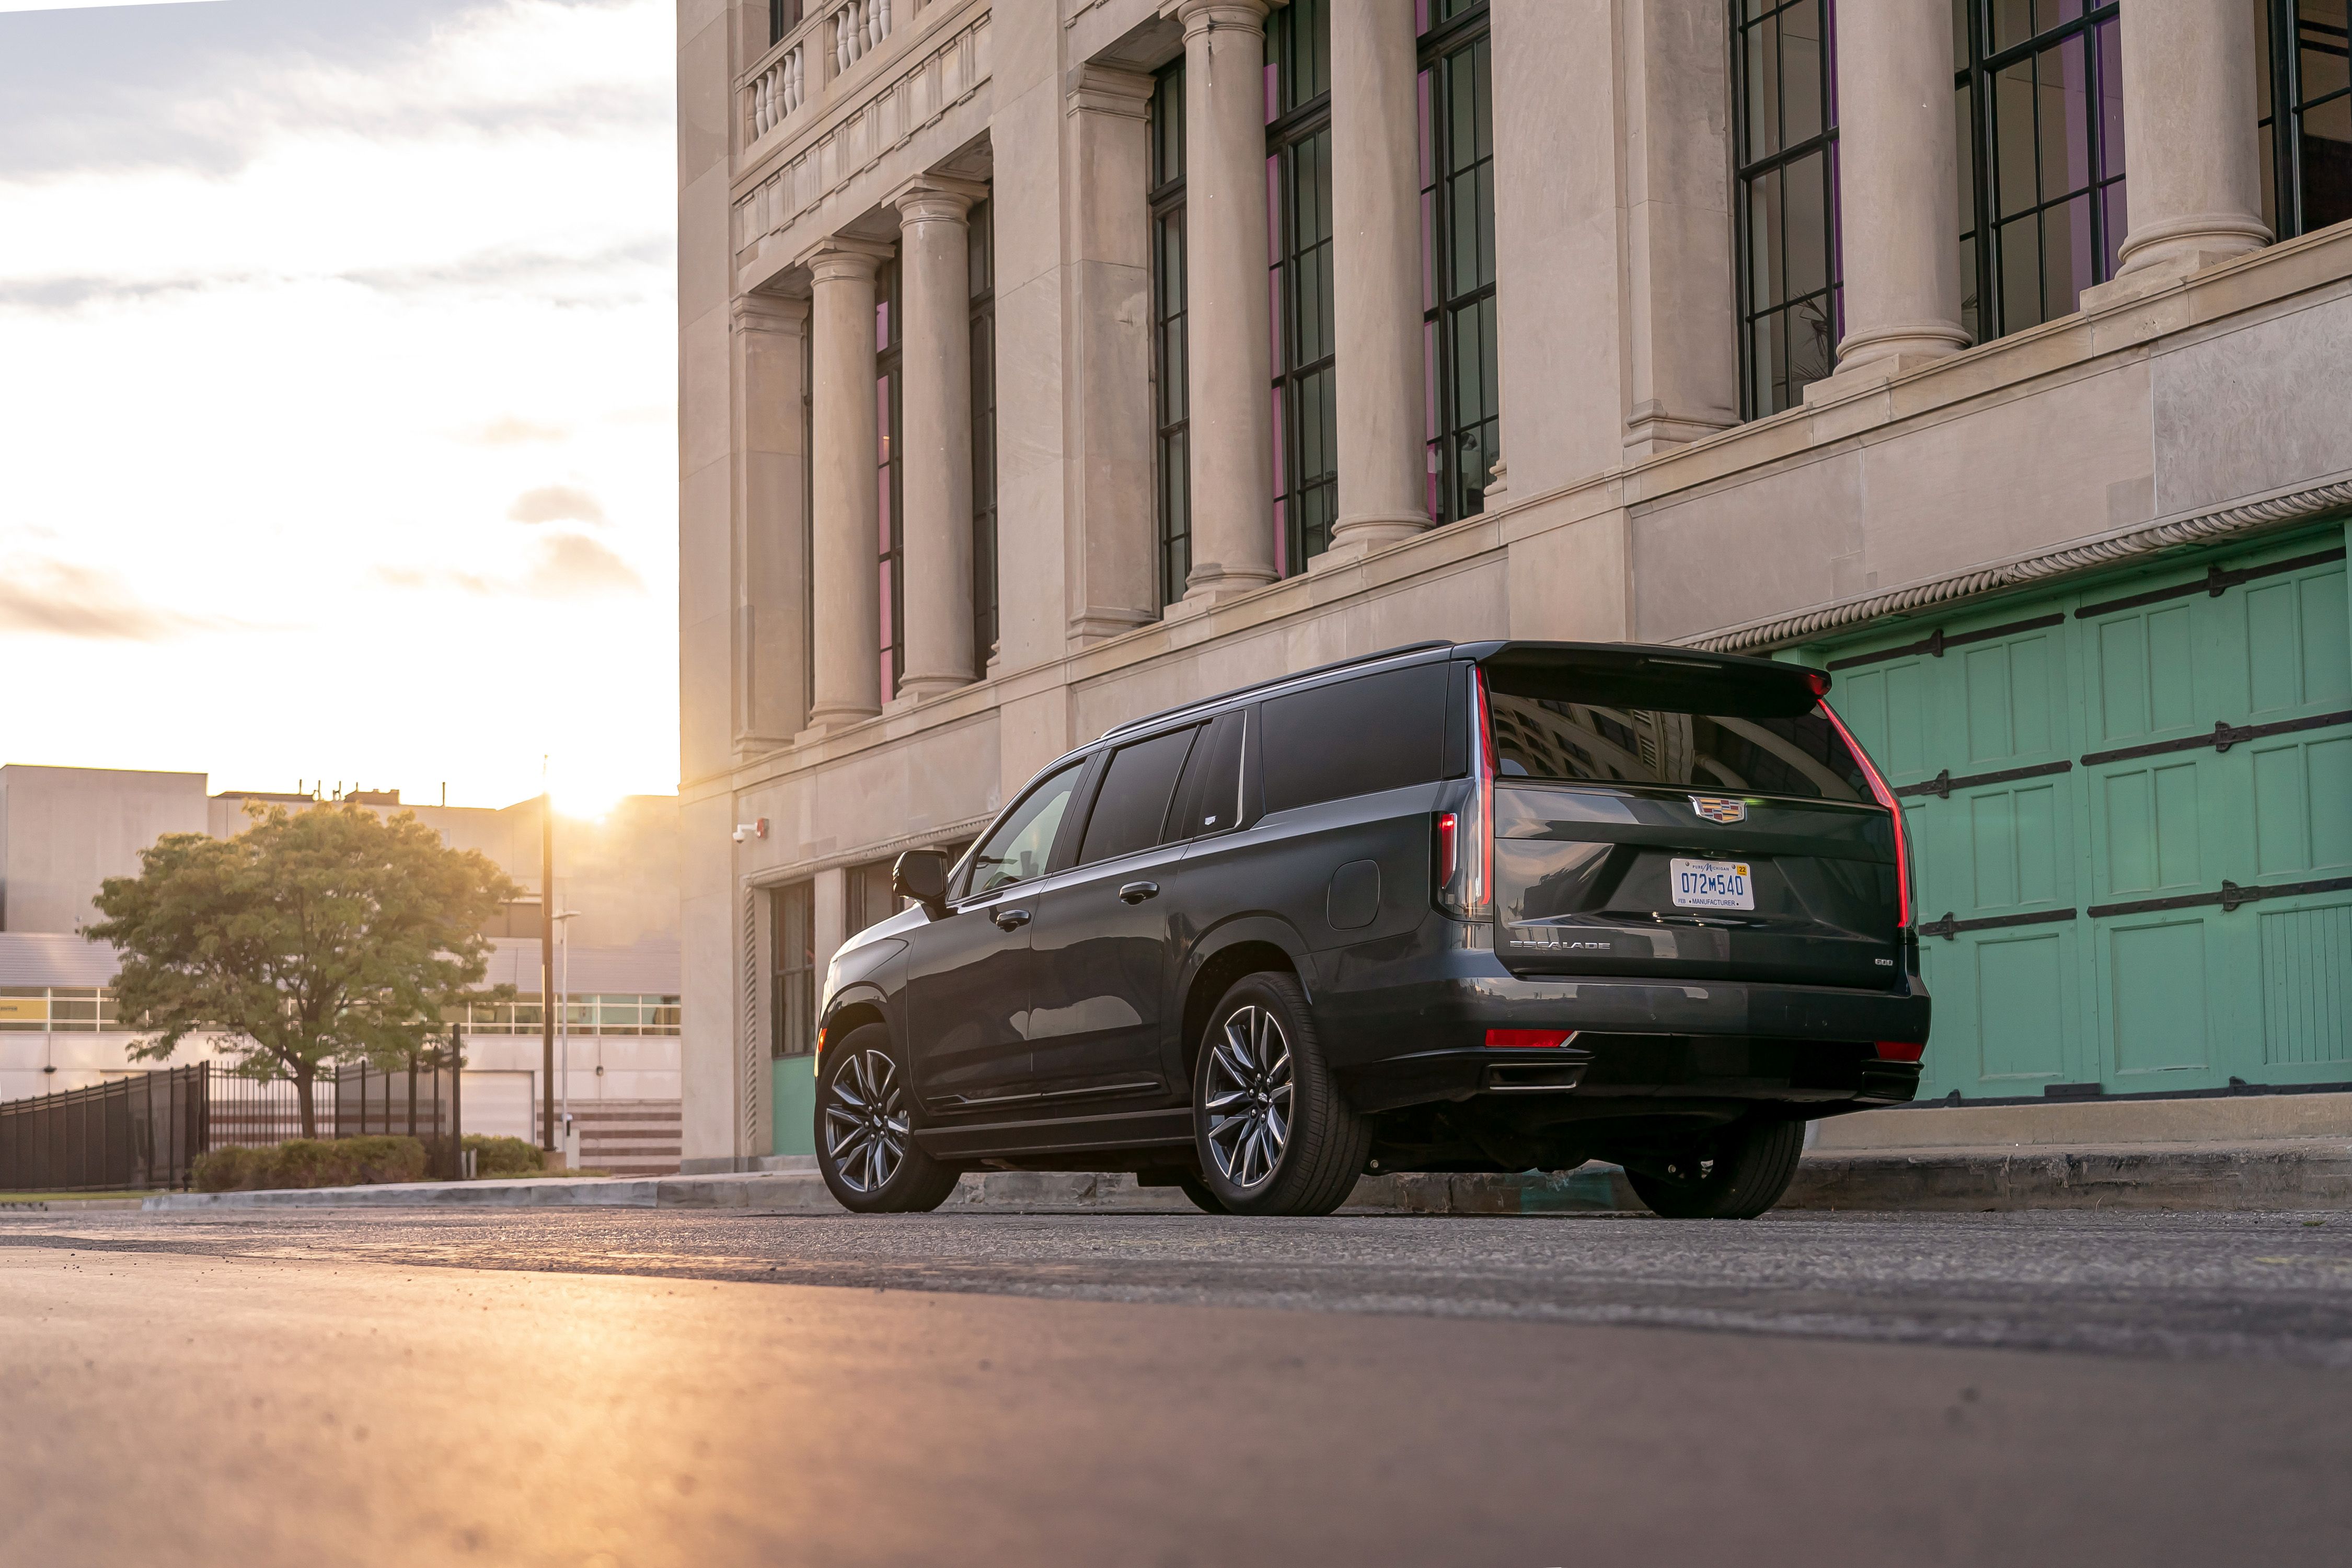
[86,801,521,1138]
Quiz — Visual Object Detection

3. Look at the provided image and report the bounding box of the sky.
[0,0,678,814]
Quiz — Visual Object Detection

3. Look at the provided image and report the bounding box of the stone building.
[677,0,2352,1166]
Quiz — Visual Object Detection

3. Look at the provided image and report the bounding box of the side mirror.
[891,848,952,919]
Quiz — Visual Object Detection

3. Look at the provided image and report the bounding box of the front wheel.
[1622,1118,1805,1219]
[1191,972,1370,1217]
[815,1023,962,1214]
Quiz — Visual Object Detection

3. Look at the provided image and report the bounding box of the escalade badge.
[1690,796,1747,824]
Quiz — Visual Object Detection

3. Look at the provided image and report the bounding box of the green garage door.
[1820,527,2351,1100]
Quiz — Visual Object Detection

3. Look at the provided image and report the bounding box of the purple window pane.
[878,559,894,640]
[1421,190,1436,310]
[1270,386,1287,494]
[1269,258,1284,370]
[1424,319,1439,437]
[874,299,889,352]
[2097,19,2123,179]
[1417,69,1433,190]
[2046,191,2094,319]
[1266,154,1283,265]
[1415,0,1428,34]
[2051,34,2090,195]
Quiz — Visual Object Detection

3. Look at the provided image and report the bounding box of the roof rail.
[1099,640,1454,741]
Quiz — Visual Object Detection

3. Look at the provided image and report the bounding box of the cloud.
[465,414,569,445]
[0,558,229,640]
[371,532,642,601]
[526,533,641,596]
[506,483,606,524]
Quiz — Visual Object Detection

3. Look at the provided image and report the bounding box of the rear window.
[1486,685,1869,803]
[1261,663,1450,814]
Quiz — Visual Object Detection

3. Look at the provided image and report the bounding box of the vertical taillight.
[1821,700,1912,929]
[1437,669,1494,920]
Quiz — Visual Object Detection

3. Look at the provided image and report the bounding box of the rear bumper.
[1311,919,1930,1114]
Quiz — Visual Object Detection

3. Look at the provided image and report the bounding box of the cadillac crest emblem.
[1690,796,1747,824]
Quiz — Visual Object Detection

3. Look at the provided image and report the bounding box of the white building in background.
[681,0,2352,1169]
[0,765,687,1174]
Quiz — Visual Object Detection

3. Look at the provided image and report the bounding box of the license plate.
[1670,858,1754,910]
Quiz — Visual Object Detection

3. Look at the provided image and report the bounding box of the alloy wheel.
[1204,1005,1294,1190]
[824,1048,909,1194]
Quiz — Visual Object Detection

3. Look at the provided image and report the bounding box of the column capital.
[730,290,808,334]
[889,173,990,227]
[1162,0,1268,41]
[1065,62,1155,120]
[796,233,894,285]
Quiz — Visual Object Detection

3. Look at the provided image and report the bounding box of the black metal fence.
[0,1037,469,1191]
[0,1064,208,1192]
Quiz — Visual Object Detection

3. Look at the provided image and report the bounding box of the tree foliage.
[86,802,520,1136]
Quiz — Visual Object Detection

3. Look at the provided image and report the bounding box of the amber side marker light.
[1874,1041,1925,1062]
[1487,1029,1579,1049]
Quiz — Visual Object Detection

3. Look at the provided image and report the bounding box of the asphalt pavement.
[3,1206,2349,1566]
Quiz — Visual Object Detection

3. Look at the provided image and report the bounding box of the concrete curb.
[1782,1138,2352,1212]
[135,1139,2352,1215]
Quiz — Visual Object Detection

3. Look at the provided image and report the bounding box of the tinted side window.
[964,758,1087,897]
[1170,710,1246,837]
[1077,726,1200,865]
[1260,663,1449,813]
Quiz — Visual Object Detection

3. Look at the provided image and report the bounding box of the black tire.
[1623,1118,1805,1219]
[1174,1172,1229,1214]
[814,1022,962,1214]
[1191,972,1370,1217]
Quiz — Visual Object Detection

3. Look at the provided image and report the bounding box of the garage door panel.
[2097,761,2207,896]
[2107,920,2212,1077]
[2253,736,2352,875]
[2261,903,2352,1067]
[1964,636,2055,763]
[2096,605,2198,745]
[2244,568,2350,716]
[1968,783,2062,910]
[1975,931,2071,1083]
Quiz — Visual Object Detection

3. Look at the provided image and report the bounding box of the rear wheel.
[815,1023,962,1214]
[1191,973,1370,1217]
[1622,1118,1804,1219]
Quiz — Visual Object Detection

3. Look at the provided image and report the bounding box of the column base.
[1173,568,1278,616]
[1317,513,1429,572]
[794,706,880,745]
[893,674,975,704]
[1623,401,1733,460]
[2082,241,2268,312]
[1067,607,1158,647]
[1802,352,1961,409]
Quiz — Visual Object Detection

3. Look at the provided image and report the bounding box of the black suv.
[812,641,1928,1218]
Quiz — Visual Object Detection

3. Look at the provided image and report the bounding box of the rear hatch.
[1476,645,1906,988]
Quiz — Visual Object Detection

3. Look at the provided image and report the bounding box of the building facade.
[678,0,2352,1166]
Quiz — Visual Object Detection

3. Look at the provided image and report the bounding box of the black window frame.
[875,254,905,700]
[1419,0,1500,519]
[1953,0,2126,345]
[1730,0,1842,418]
[2258,1,2352,241]
[770,879,816,1058]
[968,197,999,673]
[845,856,899,936]
[1150,62,1192,606]
[1267,0,1337,576]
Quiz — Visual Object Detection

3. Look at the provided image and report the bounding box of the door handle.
[992,907,1032,931]
[1118,881,1160,905]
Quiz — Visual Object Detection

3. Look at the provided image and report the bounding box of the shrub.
[192,1136,429,1192]
[463,1134,543,1177]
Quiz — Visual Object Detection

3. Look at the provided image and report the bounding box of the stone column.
[730,293,810,752]
[1822,0,1968,385]
[1065,64,1162,644]
[891,176,987,702]
[2094,0,2270,297]
[800,236,891,735]
[1175,0,1276,607]
[1325,0,1427,562]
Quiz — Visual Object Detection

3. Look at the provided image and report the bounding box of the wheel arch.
[1177,918,1310,1089]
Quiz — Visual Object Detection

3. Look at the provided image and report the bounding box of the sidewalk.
[132,1109,2352,1217]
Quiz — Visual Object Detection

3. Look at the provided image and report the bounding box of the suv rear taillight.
[1820,700,1912,930]
[1437,669,1494,919]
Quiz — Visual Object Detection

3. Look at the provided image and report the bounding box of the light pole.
[553,907,583,1165]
